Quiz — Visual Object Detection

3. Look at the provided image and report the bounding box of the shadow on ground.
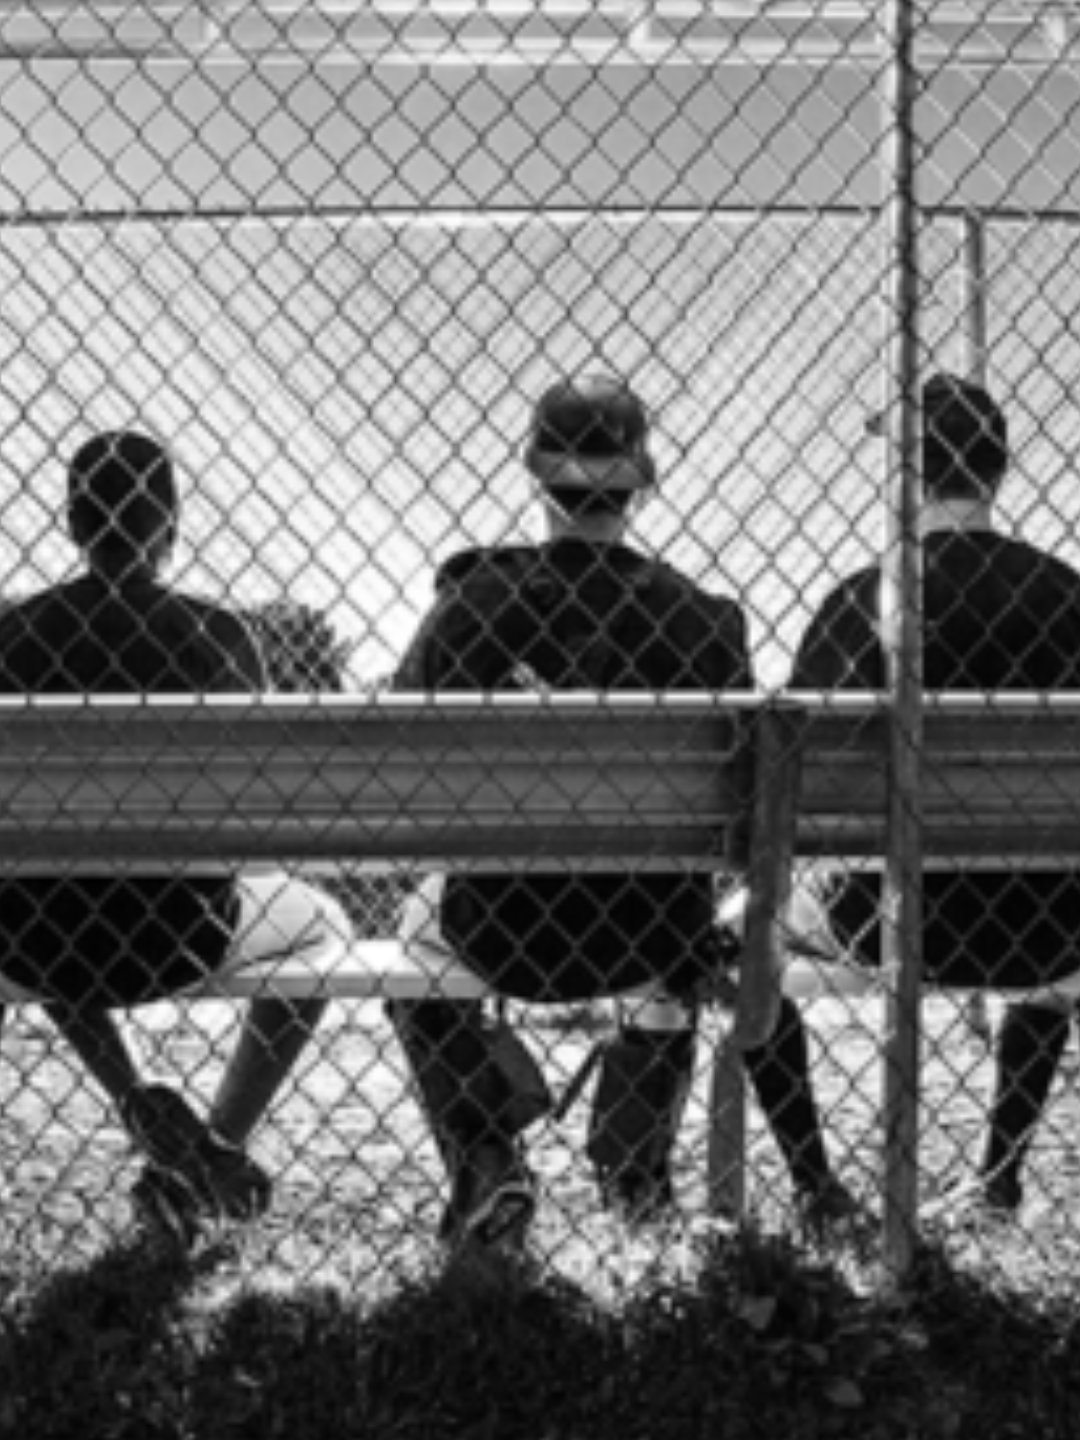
[3,1224,1080,1440]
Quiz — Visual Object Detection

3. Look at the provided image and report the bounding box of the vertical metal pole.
[879,0,924,1284]
[961,211,988,384]
[957,211,994,1048]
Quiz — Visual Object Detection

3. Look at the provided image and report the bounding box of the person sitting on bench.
[789,372,1080,1221]
[0,430,339,1244]
[389,374,855,1249]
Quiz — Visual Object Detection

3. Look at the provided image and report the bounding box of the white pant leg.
[717,878,877,1003]
[1006,969,1080,1011]
[206,870,352,979]
[0,973,37,1002]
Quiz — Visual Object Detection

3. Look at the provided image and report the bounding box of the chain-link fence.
[2,2,1080,1290]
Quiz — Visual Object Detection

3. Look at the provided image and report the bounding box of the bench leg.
[708,995,851,1225]
[732,705,804,1051]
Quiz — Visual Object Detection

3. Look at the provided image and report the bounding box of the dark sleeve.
[393,600,446,691]
[0,607,48,693]
[0,618,20,690]
[394,551,528,692]
[205,611,269,692]
[790,579,885,690]
[1047,567,1080,688]
[393,548,486,693]
[236,617,269,691]
[721,601,753,689]
[395,585,518,692]
[691,598,754,690]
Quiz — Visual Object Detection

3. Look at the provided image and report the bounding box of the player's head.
[525,374,656,522]
[67,430,178,571]
[922,373,1009,500]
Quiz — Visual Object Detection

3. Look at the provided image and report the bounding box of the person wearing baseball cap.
[523,374,658,495]
[791,371,1080,1222]
[0,430,332,1244]
[389,375,854,1249]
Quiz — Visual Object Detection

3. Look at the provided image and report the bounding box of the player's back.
[401,536,750,693]
[922,531,1080,690]
[400,537,752,1001]
[793,531,1080,692]
[0,571,262,694]
[0,571,265,1006]
[792,529,1080,988]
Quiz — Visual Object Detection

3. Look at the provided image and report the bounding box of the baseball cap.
[68,430,177,552]
[923,372,1009,482]
[524,375,657,491]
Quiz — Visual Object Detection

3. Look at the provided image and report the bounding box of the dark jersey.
[792,530,1080,987]
[397,537,752,1000]
[397,538,751,693]
[0,571,265,695]
[792,531,1080,692]
[0,570,266,1005]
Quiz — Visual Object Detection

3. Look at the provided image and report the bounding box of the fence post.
[957,210,994,1048]
[709,702,805,1219]
[961,210,988,385]
[879,0,925,1285]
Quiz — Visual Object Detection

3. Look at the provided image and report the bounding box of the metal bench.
[0,692,803,1215]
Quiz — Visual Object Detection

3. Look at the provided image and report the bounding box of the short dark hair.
[67,431,177,557]
[923,373,1009,497]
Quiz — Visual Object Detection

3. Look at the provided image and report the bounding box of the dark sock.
[387,999,516,1152]
[743,996,833,1194]
[982,1001,1070,1200]
[586,1027,695,1192]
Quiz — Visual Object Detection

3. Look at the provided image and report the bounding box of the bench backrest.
[796,693,1080,859]
[0,693,773,867]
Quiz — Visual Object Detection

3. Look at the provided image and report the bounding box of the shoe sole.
[463,1181,537,1248]
[131,1170,202,1250]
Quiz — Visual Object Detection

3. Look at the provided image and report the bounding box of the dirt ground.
[4,987,1080,1303]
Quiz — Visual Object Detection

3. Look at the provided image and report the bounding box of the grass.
[4,1224,1080,1439]
[3,992,1080,1438]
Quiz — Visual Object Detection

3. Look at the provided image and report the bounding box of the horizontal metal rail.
[796,692,1080,859]
[2,1,1073,67]
[1,692,1078,866]
[0,693,759,868]
[6,201,1080,236]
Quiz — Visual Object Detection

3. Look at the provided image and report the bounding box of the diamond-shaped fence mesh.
[1,1,1080,1291]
